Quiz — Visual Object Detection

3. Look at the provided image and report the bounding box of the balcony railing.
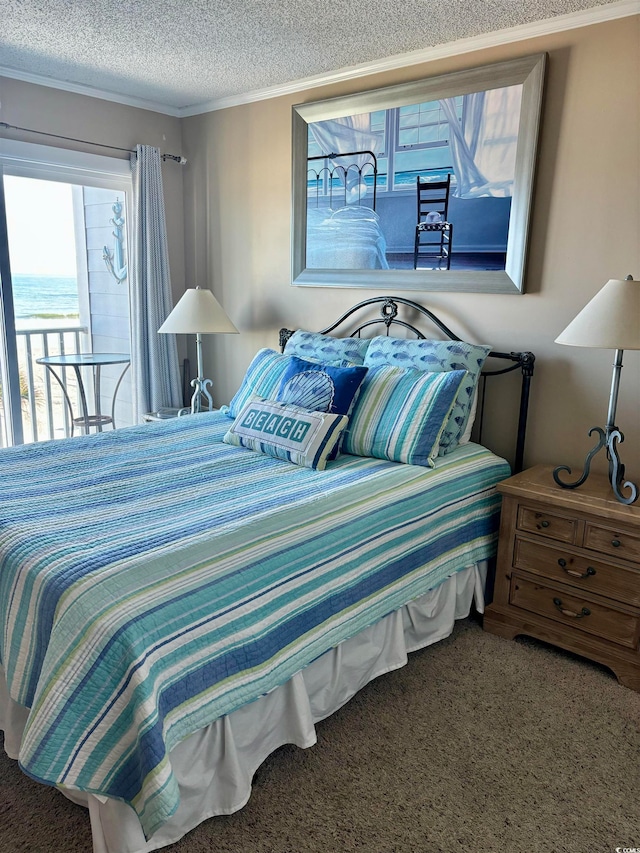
[13,324,88,444]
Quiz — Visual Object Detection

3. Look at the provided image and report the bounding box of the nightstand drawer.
[509,575,640,649]
[513,538,640,605]
[516,506,577,543]
[584,523,640,563]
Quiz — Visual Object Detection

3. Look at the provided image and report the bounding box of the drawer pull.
[557,558,596,579]
[611,539,621,548]
[540,520,550,528]
[553,597,591,619]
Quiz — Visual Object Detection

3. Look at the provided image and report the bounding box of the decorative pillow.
[277,356,368,416]
[284,330,370,366]
[277,356,368,460]
[223,397,348,471]
[459,388,479,445]
[223,348,291,419]
[363,337,492,454]
[342,366,467,468]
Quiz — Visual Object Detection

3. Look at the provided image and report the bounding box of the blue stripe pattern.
[0,412,509,839]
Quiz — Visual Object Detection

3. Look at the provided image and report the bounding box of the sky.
[4,176,78,277]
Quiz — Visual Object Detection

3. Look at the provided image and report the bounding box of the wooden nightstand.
[483,464,640,690]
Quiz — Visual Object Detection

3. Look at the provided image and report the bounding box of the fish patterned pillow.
[363,336,492,454]
[284,330,371,366]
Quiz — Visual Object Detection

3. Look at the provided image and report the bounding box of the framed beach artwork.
[291,54,546,294]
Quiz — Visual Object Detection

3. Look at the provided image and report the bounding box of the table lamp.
[553,275,639,505]
[158,287,238,414]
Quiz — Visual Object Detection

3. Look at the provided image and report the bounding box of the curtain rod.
[0,122,187,164]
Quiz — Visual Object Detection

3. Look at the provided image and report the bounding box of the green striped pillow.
[342,366,467,467]
[363,337,492,454]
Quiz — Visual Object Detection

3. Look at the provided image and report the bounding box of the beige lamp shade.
[158,288,238,335]
[555,277,640,350]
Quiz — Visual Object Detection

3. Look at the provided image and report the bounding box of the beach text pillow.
[223,397,348,471]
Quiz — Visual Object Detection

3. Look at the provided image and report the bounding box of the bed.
[306,150,389,269]
[0,297,535,853]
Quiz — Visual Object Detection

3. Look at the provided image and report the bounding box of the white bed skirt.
[1,561,487,853]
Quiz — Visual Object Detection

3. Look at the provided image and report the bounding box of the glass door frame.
[0,169,24,445]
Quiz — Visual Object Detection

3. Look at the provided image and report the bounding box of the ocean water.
[11,273,80,320]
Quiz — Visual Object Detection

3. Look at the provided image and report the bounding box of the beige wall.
[1,16,638,475]
[182,15,640,474]
[0,77,186,321]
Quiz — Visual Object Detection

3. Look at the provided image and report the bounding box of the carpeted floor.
[1,617,639,853]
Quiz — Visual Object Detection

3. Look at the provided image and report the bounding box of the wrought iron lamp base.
[553,425,638,505]
[188,376,214,414]
[187,332,214,414]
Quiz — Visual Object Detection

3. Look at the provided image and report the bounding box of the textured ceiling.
[0,0,632,114]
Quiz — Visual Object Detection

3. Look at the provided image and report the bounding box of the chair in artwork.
[413,174,453,270]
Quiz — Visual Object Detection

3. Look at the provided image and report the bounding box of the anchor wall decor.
[103,198,127,283]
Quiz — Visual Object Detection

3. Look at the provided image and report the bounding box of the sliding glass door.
[0,140,132,446]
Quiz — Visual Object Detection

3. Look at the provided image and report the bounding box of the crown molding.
[179,0,639,117]
[0,0,637,119]
[0,65,183,117]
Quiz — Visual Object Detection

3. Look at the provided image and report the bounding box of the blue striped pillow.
[342,366,467,467]
[223,349,291,419]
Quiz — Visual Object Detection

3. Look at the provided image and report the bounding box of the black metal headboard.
[279,296,535,473]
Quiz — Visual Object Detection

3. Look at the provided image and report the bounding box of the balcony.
[0,323,88,445]
[1,321,135,448]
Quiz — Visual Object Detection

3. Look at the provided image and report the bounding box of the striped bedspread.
[0,411,510,839]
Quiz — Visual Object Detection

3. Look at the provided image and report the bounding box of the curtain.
[129,145,182,419]
[440,85,523,199]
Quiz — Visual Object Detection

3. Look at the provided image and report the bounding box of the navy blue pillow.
[276,356,368,417]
